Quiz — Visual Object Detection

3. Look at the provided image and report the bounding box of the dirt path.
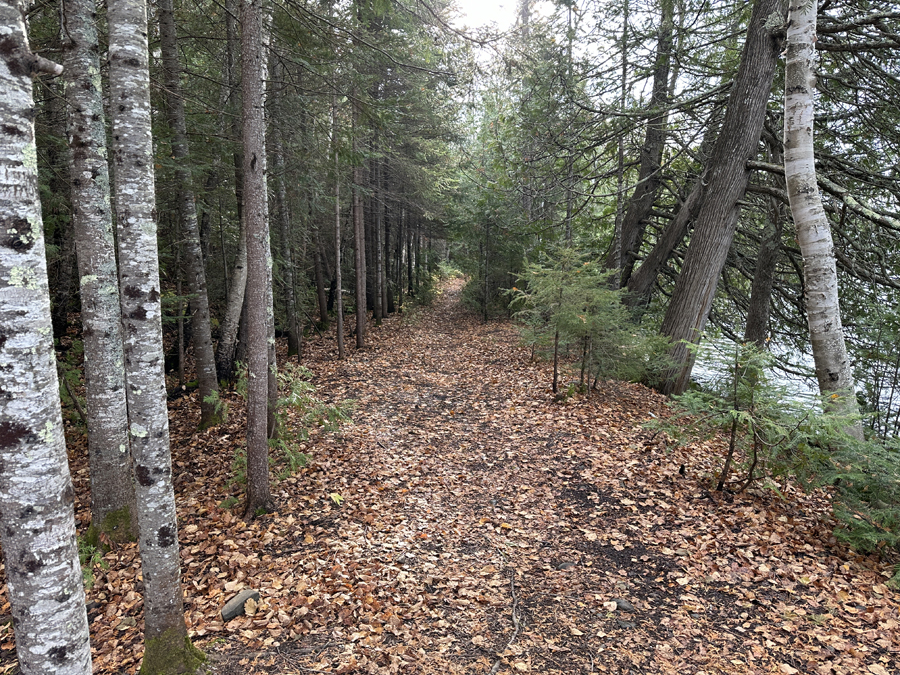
[7,278,896,675]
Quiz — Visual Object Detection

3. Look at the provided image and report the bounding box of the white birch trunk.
[783,0,862,437]
[107,0,203,667]
[62,0,137,542]
[0,4,91,673]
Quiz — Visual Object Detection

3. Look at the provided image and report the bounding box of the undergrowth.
[652,339,900,582]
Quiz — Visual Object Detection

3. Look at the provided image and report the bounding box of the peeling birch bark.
[784,0,862,437]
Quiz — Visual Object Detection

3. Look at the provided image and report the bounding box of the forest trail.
[11,279,897,675]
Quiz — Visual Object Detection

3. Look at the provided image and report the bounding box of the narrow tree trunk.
[273,138,301,358]
[609,0,674,287]
[242,0,274,515]
[624,173,706,307]
[214,0,247,384]
[657,0,785,395]
[215,226,247,382]
[51,216,77,341]
[107,0,202,666]
[353,111,366,348]
[158,0,220,428]
[783,0,861,437]
[63,0,137,542]
[314,243,329,328]
[0,10,92,673]
[334,116,345,360]
[611,0,630,269]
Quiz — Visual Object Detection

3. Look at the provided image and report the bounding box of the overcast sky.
[451,0,515,29]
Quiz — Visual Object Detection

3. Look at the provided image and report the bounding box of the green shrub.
[654,339,900,560]
[509,249,669,392]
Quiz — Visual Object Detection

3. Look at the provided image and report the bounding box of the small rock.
[116,616,136,630]
[613,598,635,612]
[221,589,261,621]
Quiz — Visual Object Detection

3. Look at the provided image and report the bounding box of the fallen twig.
[490,568,522,675]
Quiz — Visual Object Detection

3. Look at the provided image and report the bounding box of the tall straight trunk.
[609,0,674,286]
[214,0,247,384]
[270,57,300,359]
[314,243,329,327]
[242,0,274,515]
[158,0,220,428]
[273,138,301,358]
[611,0,630,268]
[63,0,137,542]
[353,109,366,348]
[375,156,385,322]
[783,0,861,436]
[107,0,203,667]
[334,103,345,359]
[0,9,92,673]
[215,226,247,382]
[383,178,393,316]
[657,0,785,395]
[51,203,77,341]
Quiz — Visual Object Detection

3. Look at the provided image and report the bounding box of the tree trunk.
[744,137,785,346]
[273,137,301,358]
[353,111,367,348]
[657,0,785,395]
[0,10,92,673]
[63,0,137,543]
[51,212,76,341]
[107,0,203,667]
[214,0,246,384]
[783,0,861,436]
[158,0,221,428]
[215,225,247,383]
[609,0,674,287]
[334,121,346,360]
[241,0,274,516]
[314,243,329,328]
[624,173,706,306]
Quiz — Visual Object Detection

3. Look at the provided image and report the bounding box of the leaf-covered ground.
[1,278,899,674]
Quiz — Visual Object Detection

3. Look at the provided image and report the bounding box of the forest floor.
[2,278,899,675]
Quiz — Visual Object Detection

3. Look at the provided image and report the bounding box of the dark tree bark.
[214,0,247,384]
[353,108,367,348]
[314,243,329,328]
[608,0,674,287]
[241,0,274,516]
[657,0,786,395]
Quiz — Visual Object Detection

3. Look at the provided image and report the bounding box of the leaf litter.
[0,277,897,674]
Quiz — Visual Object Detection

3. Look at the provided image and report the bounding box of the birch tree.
[783,0,862,436]
[62,0,137,543]
[0,3,92,672]
[107,0,204,667]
